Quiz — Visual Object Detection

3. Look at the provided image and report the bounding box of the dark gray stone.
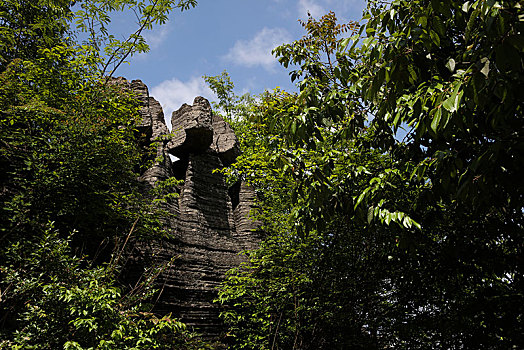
[168,96,214,157]
[125,79,172,186]
[118,79,261,340]
[130,79,169,142]
[232,181,263,250]
[211,113,240,166]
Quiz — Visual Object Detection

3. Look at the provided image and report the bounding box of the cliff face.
[119,78,261,338]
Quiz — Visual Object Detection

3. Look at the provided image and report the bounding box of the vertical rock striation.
[120,79,261,339]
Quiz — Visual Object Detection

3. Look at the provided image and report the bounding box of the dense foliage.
[2,0,523,348]
[0,0,214,348]
[217,1,523,349]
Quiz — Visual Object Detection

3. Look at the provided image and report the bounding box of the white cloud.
[150,76,215,129]
[131,24,171,62]
[143,24,170,50]
[297,0,326,18]
[224,27,291,71]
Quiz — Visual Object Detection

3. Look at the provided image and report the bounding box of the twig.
[271,311,284,350]
[110,216,139,271]
[102,0,160,81]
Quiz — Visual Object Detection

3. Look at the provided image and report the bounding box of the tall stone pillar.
[121,79,261,339]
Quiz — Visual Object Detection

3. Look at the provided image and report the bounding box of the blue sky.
[110,0,367,124]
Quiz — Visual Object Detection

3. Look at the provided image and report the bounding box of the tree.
[74,0,197,79]
[353,2,524,346]
[0,0,213,348]
[218,2,523,349]
[0,0,72,71]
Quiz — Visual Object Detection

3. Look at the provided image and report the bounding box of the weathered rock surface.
[211,113,240,166]
[231,181,262,248]
[120,78,261,339]
[168,96,214,157]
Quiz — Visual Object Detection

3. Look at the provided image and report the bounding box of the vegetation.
[1,0,522,349]
[0,0,212,348]
[215,1,524,349]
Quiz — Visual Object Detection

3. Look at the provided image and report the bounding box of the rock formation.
[117,78,261,339]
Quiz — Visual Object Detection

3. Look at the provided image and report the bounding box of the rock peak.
[120,78,261,340]
[168,96,214,157]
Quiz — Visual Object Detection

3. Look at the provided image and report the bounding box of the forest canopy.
[215,1,524,349]
[1,0,523,349]
[0,0,211,349]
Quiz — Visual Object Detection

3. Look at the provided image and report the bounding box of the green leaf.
[432,16,446,36]
[356,185,374,209]
[340,37,351,51]
[367,206,374,224]
[385,213,392,225]
[442,81,462,113]
[408,65,417,81]
[430,30,440,46]
[431,108,442,133]
[442,97,454,113]
[418,16,428,28]
[479,57,490,77]
[445,58,455,72]
[402,215,412,228]
[465,6,480,42]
